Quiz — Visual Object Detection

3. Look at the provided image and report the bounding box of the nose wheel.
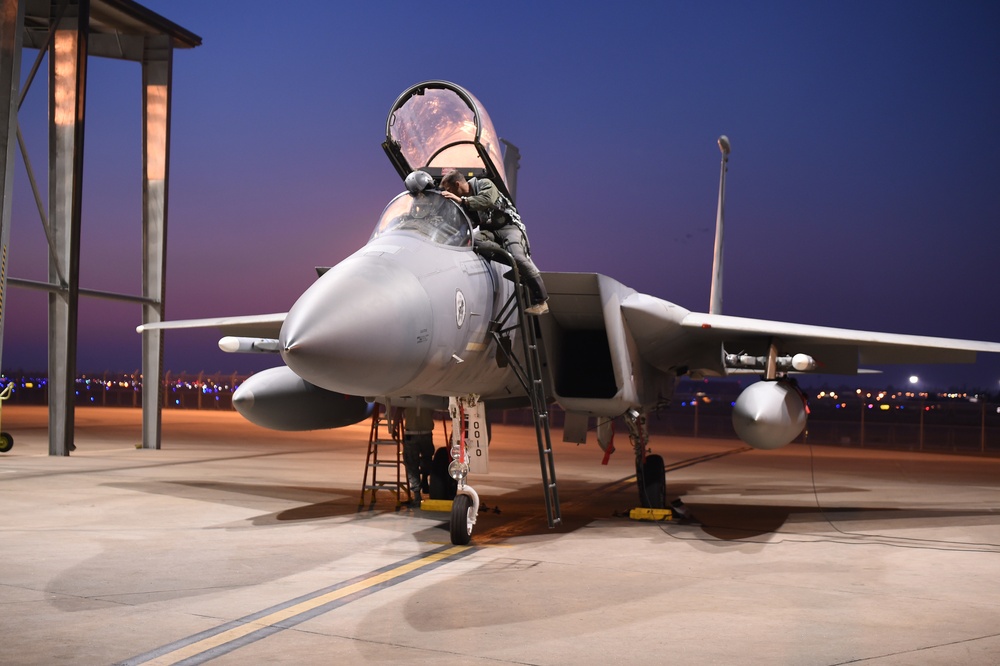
[450,492,477,545]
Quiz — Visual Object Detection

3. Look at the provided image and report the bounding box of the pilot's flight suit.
[463,177,548,307]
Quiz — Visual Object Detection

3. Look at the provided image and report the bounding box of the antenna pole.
[709,135,730,315]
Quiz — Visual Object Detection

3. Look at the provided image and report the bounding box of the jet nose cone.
[279,257,433,396]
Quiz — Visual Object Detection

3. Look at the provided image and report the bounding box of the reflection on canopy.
[370,191,473,248]
[386,82,508,193]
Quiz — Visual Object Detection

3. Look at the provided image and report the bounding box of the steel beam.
[0,0,24,373]
[47,0,89,456]
[140,32,171,449]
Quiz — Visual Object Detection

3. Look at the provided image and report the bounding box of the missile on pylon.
[219,336,281,354]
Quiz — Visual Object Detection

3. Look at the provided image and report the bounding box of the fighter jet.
[138,81,1000,545]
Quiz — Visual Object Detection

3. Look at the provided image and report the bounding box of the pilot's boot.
[524,275,549,315]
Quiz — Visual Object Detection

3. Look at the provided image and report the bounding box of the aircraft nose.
[279,256,433,396]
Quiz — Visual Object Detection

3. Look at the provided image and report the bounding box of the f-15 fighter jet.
[139,81,1000,544]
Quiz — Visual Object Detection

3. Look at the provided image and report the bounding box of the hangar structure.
[0,0,200,454]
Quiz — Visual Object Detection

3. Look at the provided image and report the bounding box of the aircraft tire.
[640,454,667,509]
[450,494,474,545]
[0,432,12,453]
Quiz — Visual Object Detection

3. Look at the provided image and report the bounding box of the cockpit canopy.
[370,190,473,248]
[383,80,514,202]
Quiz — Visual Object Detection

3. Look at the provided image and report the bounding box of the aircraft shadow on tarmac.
[111,478,1000,544]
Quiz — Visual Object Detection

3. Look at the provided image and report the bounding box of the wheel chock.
[419,499,454,512]
[629,507,673,522]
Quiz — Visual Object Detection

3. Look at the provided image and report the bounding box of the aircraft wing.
[620,292,1000,376]
[136,313,286,339]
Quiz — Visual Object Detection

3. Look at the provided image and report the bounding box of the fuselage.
[279,190,523,402]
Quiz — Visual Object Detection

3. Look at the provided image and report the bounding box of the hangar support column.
[140,34,171,449]
[0,0,23,371]
[46,0,88,456]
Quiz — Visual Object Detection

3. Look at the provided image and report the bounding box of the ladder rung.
[485,309,560,530]
[361,409,411,508]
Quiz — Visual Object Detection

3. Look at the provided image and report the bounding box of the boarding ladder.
[485,253,561,529]
[358,407,411,510]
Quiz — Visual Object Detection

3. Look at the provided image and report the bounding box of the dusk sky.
[4,1,1000,390]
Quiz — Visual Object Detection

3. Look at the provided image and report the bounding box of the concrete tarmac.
[2,406,999,665]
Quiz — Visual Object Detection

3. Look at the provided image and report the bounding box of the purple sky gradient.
[4,1,1000,390]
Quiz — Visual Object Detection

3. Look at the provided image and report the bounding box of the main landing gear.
[623,409,694,521]
[625,409,667,510]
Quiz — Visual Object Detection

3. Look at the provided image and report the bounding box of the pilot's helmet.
[404,170,435,194]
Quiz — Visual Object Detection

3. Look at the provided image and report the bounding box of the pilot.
[440,171,549,315]
[402,406,436,506]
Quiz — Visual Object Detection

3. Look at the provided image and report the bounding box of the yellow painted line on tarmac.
[122,544,474,666]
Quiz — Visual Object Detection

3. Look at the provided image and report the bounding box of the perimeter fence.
[493,385,1000,456]
[648,389,1000,456]
[2,372,244,410]
[3,374,999,456]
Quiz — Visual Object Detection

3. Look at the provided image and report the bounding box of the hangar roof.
[22,0,201,59]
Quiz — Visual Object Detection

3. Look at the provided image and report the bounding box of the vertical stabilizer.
[709,136,730,315]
